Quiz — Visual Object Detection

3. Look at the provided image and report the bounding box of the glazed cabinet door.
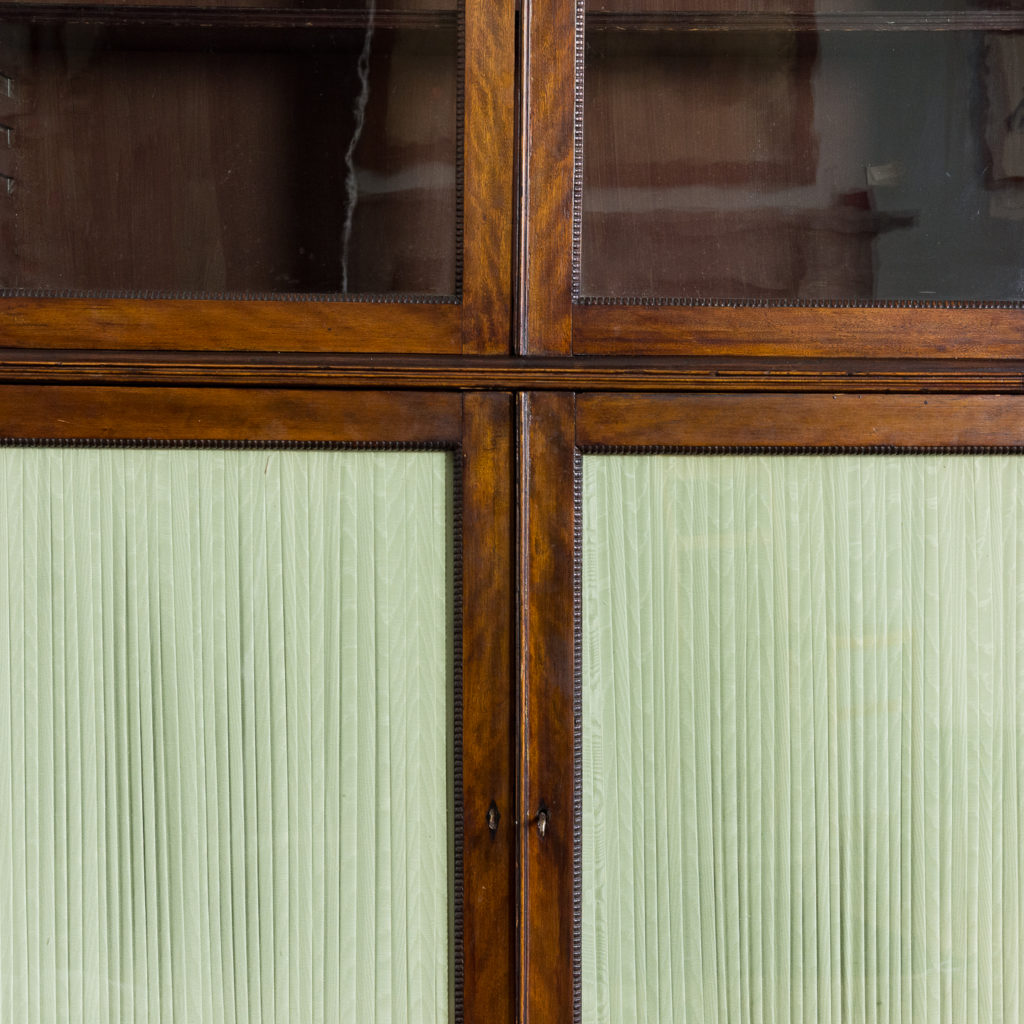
[0,387,515,1024]
[0,0,514,354]
[522,0,1024,356]
[522,391,1024,1024]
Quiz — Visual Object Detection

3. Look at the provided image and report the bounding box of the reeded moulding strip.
[584,9,1024,31]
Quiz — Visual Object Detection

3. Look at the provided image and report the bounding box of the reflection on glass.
[0,12,457,296]
[582,5,1024,302]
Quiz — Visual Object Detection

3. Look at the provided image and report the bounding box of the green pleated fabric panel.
[582,454,1023,1024]
[0,447,453,1024]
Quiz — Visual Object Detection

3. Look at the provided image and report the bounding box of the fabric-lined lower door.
[582,453,1023,1024]
[0,446,453,1024]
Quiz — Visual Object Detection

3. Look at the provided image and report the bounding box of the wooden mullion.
[519,390,576,1024]
[519,0,575,355]
[461,391,516,1024]
[462,0,515,354]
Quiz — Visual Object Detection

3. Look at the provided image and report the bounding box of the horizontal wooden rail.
[3,351,1024,391]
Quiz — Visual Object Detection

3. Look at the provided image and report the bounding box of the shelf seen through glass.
[0,8,457,297]
[581,4,1024,303]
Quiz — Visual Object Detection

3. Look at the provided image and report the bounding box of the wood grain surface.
[0,386,463,442]
[519,0,575,353]
[519,391,576,1024]
[0,298,463,352]
[577,393,1024,448]
[574,303,1024,358]
[6,351,1024,392]
[461,392,516,1024]
[462,0,515,354]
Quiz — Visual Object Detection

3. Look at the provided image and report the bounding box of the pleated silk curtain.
[582,454,1023,1024]
[0,447,453,1024]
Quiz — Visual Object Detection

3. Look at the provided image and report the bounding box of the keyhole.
[536,805,549,839]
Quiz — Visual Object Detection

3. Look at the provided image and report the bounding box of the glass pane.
[582,453,1024,1023]
[0,447,454,1022]
[19,0,454,9]
[0,11,457,296]
[581,5,1024,302]
[587,0,1014,11]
